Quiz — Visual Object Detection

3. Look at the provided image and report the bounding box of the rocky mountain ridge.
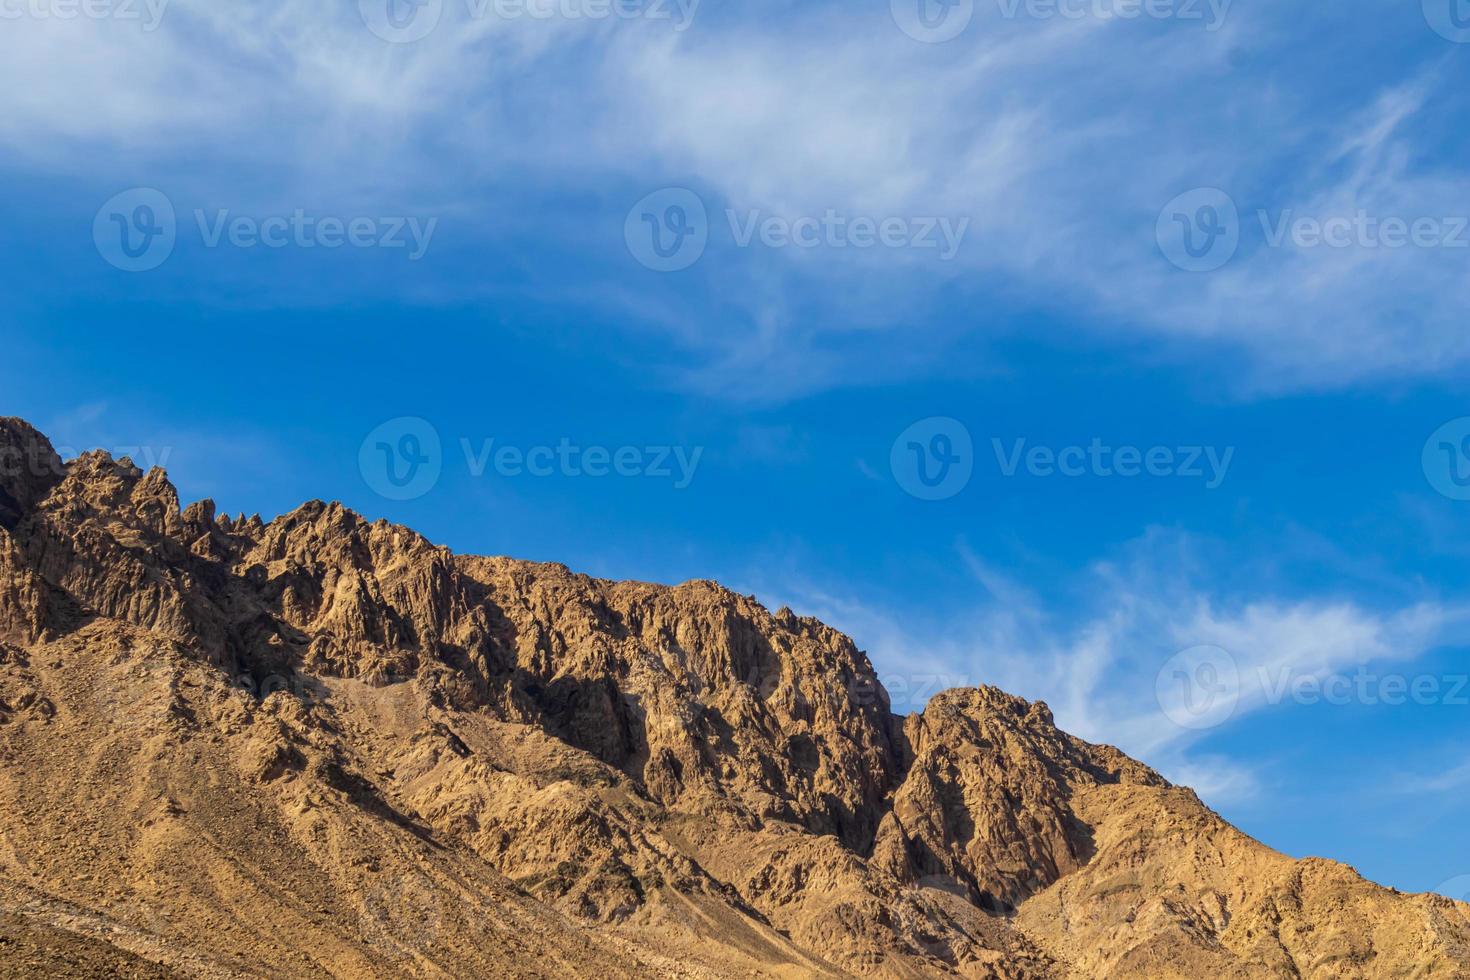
[1,416,1467,978]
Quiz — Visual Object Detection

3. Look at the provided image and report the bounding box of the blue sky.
[3,0,1469,899]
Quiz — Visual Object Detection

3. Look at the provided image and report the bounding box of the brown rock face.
[0,419,64,532]
[0,417,1465,978]
[872,689,1166,914]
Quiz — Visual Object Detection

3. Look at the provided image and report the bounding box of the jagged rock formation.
[0,416,1466,978]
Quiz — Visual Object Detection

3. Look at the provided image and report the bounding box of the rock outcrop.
[0,416,1465,978]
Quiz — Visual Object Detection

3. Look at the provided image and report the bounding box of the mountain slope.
[0,417,1466,978]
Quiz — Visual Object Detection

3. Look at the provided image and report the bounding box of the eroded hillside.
[1,417,1466,978]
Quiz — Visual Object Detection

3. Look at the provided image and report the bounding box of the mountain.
[0,416,1466,979]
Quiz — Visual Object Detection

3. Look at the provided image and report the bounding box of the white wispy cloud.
[5,2,1467,396]
[746,530,1464,808]
[1396,758,1470,795]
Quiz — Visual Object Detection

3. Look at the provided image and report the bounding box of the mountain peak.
[0,417,1465,978]
[0,417,64,531]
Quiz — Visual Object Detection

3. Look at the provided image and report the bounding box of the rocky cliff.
[0,417,1466,978]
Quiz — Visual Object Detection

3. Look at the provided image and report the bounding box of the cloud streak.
[749,530,1463,808]
[5,2,1467,398]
